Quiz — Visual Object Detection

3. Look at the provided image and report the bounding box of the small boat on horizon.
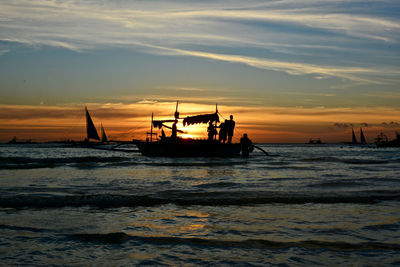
[7,136,35,144]
[375,131,400,148]
[307,138,325,144]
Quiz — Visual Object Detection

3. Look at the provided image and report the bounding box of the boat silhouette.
[375,132,400,147]
[135,102,253,157]
[345,128,368,145]
[83,103,254,157]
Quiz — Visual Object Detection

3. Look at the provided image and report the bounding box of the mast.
[174,100,179,120]
[351,128,358,144]
[360,128,366,144]
[85,106,100,141]
[150,112,153,142]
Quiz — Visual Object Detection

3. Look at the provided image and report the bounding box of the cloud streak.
[1,0,399,84]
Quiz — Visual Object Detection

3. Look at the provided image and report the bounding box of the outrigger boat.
[375,132,400,148]
[83,107,138,152]
[84,103,255,157]
[135,102,252,157]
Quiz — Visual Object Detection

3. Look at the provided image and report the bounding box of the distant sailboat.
[101,124,108,143]
[351,128,358,144]
[85,107,100,141]
[360,128,367,144]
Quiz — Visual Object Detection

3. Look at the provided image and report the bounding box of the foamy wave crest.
[2,191,400,208]
[71,232,400,251]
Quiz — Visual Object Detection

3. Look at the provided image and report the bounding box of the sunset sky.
[1,0,400,143]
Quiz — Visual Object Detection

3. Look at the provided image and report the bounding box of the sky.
[1,0,400,143]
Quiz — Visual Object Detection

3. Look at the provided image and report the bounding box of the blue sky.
[0,0,400,141]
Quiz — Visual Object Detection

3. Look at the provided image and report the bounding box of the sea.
[0,143,399,266]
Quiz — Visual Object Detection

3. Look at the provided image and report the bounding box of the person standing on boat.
[171,120,178,139]
[218,120,227,143]
[207,121,217,141]
[226,115,235,144]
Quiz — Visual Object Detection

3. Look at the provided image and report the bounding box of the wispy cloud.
[381,121,400,128]
[154,86,206,92]
[160,47,391,83]
[1,0,399,84]
[0,49,8,56]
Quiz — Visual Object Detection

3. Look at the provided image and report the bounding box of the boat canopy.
[153,120,177,129]
[183,113,219,126]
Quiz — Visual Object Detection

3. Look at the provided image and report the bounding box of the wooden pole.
[150,112,153,142]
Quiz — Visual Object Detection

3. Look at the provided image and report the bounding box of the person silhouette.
[226,115,235,144]
[240,133,253,157]
[207,121,217,141]
[218,120,227,143]
[171,120,178,138]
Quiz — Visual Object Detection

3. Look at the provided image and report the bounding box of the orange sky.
[1,101,399,143]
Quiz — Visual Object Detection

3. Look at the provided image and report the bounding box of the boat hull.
[136,140,242,157]
[375,140,400,148]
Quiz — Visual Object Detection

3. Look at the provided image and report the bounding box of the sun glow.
[180,134,196,139]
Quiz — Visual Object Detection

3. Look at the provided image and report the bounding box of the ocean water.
[0,143,399,266]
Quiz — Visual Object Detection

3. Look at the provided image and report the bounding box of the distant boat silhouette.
[101,124,108,143]
[375,131,400,147]
[7,136,34,144]
[348,128,368,145]
[82,107,142,152]
[8,136,17,144]
[307,138,325,144]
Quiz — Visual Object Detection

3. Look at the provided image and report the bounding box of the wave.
[195,182,238,188]
[301,157,389,164]
[71,232,400,251]
[308,181,365,188]
[0,224,46,233]
[0,156,247,170]
[363,223,400,231]
[2,223,398,251]
[1,191,399,208]
[0,156,128,169]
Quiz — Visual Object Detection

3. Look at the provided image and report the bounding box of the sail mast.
[150,112,154,142]
[174,100,179,120]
